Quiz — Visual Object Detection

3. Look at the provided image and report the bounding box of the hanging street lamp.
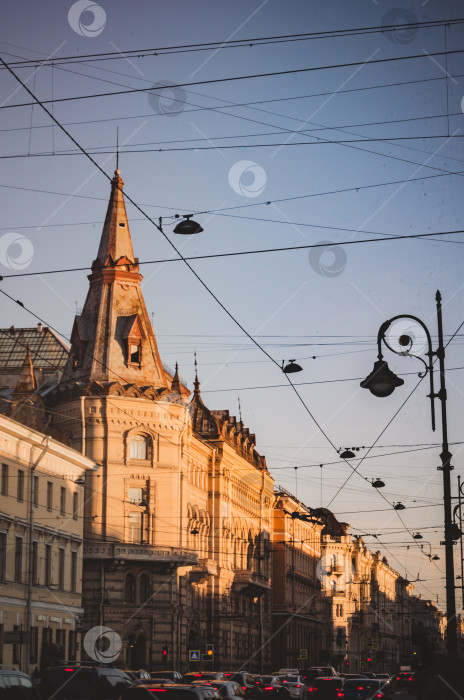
[360,291,457,657]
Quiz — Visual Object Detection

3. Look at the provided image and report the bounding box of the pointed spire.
[171,362,182,395]
[238,395,242,422]
[94,169,135,268]
[14,344,36,394]
[193,352,200,394]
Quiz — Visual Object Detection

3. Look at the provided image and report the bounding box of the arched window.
[129,435,148,460]
[124,573,136,603]
[139,574,150,603]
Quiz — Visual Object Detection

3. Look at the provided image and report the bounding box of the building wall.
[49,392,274,672]
[0,414,96,674]
[271,492,324,669]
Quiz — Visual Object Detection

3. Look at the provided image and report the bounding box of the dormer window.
[130,341,141,365]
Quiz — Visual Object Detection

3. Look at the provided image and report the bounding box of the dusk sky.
[1,0,463,607]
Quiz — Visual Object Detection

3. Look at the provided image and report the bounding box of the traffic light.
[162,646,168,659]
[206,644,214,661]
[367,657,371,663]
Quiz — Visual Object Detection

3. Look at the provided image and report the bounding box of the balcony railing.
[330,564,344,575]
[232,569,271,594]
[84,542,198,565]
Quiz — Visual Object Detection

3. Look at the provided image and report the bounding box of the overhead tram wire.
[1,229,464,280]
[3,48,464,110]
[1,72,463,134]
[2,167,464,226]
[2,18,462,68]
[2,46,463,174]
[0,57,458,567]
[2,49,462,182]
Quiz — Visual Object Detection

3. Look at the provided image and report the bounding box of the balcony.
[232,569,271,595]
[188,558,218,583]
[330,564,344,576]
[84,542,198,566]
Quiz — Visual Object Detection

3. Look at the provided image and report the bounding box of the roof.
[0,326,69,374]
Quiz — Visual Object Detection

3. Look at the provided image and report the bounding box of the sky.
[0,0,463,608]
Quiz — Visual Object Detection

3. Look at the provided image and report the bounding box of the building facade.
[271,489,325,669]
[46,168,274,672]
[0,413,96,674]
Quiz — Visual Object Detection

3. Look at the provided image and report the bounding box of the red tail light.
[149,690,167,692]
[264,687,274,691]
[296,685,300,688]
[376,695,382,699]
[242,687,247,691]
[337,694,344,698]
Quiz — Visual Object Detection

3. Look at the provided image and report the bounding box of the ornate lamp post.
[360,291,456,657]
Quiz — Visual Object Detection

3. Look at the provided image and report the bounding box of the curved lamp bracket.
[378,314,436,431]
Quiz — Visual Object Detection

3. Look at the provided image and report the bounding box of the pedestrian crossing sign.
[189,650,200,661]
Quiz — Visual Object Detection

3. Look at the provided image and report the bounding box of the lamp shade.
[360,360,404,397]
[282,360,303,374]
[173,215,203,235]
[340,449,356,459]
[372,478,385,488]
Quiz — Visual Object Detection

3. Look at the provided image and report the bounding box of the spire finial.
[238,395,242,422]
[193,352,200,393]
[116,126,119,172]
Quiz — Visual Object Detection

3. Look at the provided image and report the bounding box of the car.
[276,675,308,700]
[118,684,221,700]
[306,677,343,698]
[253,676,291,699]
[336,679,385,699]
[223,672,264,699]
[392,671,414,690]
[39,664,133,700]
[307,668,340,679]
[183,673,226,683]
[276,671,300,676]
[191,680,246,700]
[0,665,40,699]
[151,672,183,683]
[131,678,175,686]
[338,676,368,681]
[122,670,152,681]
[297,671,324,686]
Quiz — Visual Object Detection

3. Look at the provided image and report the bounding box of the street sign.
[189,650,200,661]
[299,649,307,660]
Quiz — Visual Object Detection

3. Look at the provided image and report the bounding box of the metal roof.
[0,326,69,373]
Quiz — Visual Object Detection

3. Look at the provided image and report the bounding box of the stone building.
[45,168,275,672]
[271,488,325,669]
[0,413,96,674]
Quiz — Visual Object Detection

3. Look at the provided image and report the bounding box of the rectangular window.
[128,487,143,504]
[73,492,78,520]
[70,551,77,593]
[0,533,6,581]
[60,487,66,516]
[14,537,23,582]
[31,626,39,664]
[68,630,76,661]
[32,541,39,585]
[17,470,24,502]
[47,482,53,510]
[129,436,147,460]
[33,475,39,506]
[12,625,20,664]
[128,512,142,544]
[45,544,52,586]
[129,342,141,364]
[1,464,8,495]
[0,624,3,664]
[58,548,65,590]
